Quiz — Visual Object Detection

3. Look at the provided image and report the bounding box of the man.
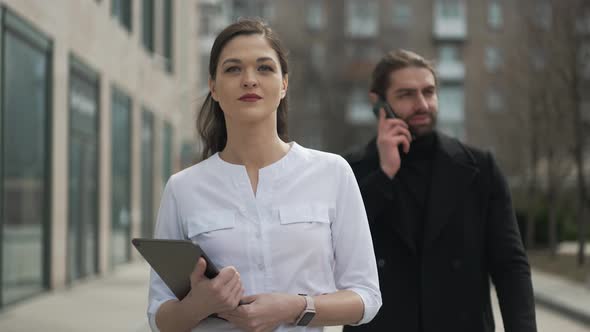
[343,50,537,332]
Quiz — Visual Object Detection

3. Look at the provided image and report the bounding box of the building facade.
[196,0,590,216]
[0,0,200,308]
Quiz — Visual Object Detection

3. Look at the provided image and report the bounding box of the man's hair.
[370,49,437,99]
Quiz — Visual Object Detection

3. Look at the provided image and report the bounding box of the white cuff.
[347,287,382,326]
[147,297,176,332]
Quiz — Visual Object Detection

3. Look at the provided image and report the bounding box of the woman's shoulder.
[296,144,351,171]
[166,154,220,187]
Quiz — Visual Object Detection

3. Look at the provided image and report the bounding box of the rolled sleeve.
[331,157,382,325]
[347,286,382,325]
[147,269,177,331]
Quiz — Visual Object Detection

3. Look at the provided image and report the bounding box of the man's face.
[384,67,438,137]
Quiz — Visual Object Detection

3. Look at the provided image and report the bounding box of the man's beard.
[408,112,437,138]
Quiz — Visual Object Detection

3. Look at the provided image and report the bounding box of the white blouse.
[147,143,382,331]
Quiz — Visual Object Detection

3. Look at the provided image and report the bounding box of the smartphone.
[372,97,396,119]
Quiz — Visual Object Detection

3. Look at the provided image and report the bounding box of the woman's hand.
[218,293,305,332]
[181,257,244,317]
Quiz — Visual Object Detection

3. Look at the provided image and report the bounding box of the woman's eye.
[225,66,240,73]
[258,65,274,72]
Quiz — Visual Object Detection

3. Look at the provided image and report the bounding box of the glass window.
[437,84,465,139]
[439,44,460,62]
[392,2,412,28]
[346,0,378,37]
[111,0,132,31]
[141,110,155,238]
[434,0,466,39]
[111,87,132,266]
[306,0,324,30]
[488,1,503,29]
[485,47,502,72]
[163,0,174,73]
[142,0,154,52]
[2,11,51,305]
[440,0,460,18]
[347,86,374,124]
[68,57,99,282]
[162,122,173,186]
[487,88,504,112]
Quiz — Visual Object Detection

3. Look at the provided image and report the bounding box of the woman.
[147,19,381,332]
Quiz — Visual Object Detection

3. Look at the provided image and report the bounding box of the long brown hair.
[197,19,289,160]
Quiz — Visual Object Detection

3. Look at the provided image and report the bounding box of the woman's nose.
[242,80,258,88]
[242,71,258,88]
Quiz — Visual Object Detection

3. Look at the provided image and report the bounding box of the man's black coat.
[343,132,536,332]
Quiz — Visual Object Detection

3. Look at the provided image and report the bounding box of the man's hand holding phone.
[376,108,412,179]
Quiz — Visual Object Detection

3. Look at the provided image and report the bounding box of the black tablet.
[132,238,220,300]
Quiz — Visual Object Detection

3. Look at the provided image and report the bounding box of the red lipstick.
[239,93,262,102]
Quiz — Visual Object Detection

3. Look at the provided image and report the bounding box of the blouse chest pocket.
[187,210,236,239]
[276,204,333,252]
[278,204,331,225]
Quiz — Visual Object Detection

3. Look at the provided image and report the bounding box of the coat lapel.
[424,133,479,251]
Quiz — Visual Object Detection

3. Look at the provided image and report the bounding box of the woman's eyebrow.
[221,58,241,66]
[257,57,276,63]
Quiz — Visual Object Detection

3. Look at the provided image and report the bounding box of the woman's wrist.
[178,296,210,327]
[287,294,307,324]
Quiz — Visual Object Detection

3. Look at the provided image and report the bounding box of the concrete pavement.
[0,260,588,331]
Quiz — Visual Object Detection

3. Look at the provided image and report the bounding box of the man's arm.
[343,155,399,224]
[485,152,537,332]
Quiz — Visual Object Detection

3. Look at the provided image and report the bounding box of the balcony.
[434,17,466,40]
[433,1,467,41]
[437,60,465,81]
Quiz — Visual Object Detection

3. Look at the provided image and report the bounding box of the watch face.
[297,311,315,326]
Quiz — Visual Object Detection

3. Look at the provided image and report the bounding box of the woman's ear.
[208,77,218,101]
[280,74,288,99]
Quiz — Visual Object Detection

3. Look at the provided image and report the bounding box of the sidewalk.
[0,261,588,331]
[533,269,590,326]
[0,262,151,332]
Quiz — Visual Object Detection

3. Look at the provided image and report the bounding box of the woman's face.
[209,34,288,126]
